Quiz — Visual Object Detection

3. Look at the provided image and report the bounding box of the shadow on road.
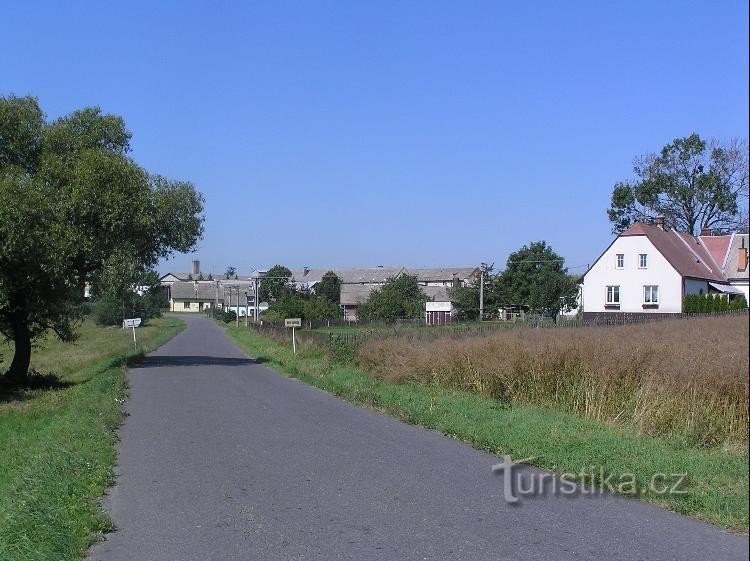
[138,355,262,368]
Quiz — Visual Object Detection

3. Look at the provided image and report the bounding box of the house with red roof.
[581,218,748,319]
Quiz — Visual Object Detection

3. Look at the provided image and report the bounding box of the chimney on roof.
[655,216,665,230]
[739,239,748,272]
[700,227,712,237]
[452,273,460,289]
[192,260,200,275]
[303,266,310,276]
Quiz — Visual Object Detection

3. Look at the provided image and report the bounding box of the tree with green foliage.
[303,296,342,321]
[315,271,342,304]
[0,95,204,383]
[358,274,427,322]
[448,264,495,321]
[264,291,305,321]
[496,241,578,319]
[608,134,748,235]
[259,265,293,303]
[93,270,167,326]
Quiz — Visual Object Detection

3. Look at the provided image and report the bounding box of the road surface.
[88,315,748,561]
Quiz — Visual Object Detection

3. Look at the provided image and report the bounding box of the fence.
[581,308,748,326]
[246,308,748,359]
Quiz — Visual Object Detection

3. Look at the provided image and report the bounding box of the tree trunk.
[6,319,32,384]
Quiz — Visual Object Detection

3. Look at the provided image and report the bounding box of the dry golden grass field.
[358,315,749,450]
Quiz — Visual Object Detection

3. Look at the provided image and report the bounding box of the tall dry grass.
[358,315,749,450]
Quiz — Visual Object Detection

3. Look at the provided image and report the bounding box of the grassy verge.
[0,316,185,561]
[226,325,749,533]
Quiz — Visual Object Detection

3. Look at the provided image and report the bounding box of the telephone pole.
[479,268,484,322]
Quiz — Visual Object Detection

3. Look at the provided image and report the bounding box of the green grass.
[0,316,185,561]
[226,325,749,533]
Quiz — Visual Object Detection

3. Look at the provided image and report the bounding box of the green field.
[226,324,749,533]
[0,316,184,561]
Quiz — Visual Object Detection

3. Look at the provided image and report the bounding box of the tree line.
[450,241,578,321]
[260,240,578,324]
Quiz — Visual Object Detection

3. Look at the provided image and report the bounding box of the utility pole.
[244,291,249,327]
[479,267,484,322]
[235,286,240,328]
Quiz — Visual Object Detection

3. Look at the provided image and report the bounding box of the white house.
[582,220,748,320]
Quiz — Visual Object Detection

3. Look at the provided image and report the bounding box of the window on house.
[639,254,648,268]
[616,254,624,269]
[183,301,191,309]
[644,285,659,304]
[606,285,620,305]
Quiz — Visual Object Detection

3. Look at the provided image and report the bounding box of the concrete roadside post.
[285,318,301,354]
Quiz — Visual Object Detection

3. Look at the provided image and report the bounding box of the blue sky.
[2,1,748,276]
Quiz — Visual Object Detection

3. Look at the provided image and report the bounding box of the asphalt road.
[88,315,748,561]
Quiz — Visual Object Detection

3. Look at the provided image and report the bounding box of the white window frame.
[606,285,620,305]
[639,254,648,269]
[643,285,659,304]
[616,254,624,269]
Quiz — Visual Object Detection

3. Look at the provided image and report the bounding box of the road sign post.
[285,318,302,355]
[122,318,142,348]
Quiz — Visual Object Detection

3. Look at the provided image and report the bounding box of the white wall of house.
[583,235,683,313]
[426,301,452,313]
[171,300,215,312]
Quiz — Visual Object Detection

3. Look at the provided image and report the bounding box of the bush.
[328,336,359,363]
[684,293,745,313]
[730,295,748,310]
[93,290,164,326]
[222,310,237,324]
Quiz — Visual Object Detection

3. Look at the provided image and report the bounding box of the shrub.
[328,335,359,363]
[93,290,164,326]
[684,293,744,313]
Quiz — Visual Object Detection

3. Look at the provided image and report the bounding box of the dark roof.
[621,223,725,281]
[290,267,405,285]
[422,286,452,302]
[403,267,479,282]
[339,284,376,305]
[170,282,223,300]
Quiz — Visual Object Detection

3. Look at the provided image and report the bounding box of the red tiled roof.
[621,223,726,282]
[699,235,732,269]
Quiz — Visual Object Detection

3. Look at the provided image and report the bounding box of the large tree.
[0,95,204,383]
[607,134,748,235]
[258,265,293,303]
[315,271,342,304]
[358,274,426,322]
[496,241,578,319]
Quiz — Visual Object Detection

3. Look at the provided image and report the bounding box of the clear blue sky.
[2,1,748,276]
